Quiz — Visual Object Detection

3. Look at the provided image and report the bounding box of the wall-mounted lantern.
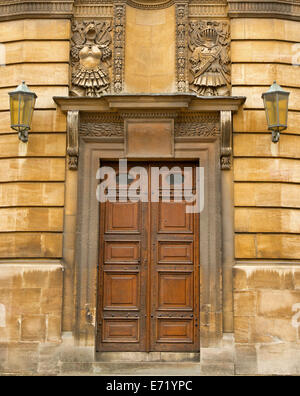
[262,81,290,143]
[8,81,37,143]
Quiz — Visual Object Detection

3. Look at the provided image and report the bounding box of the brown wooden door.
[97,162,199,352]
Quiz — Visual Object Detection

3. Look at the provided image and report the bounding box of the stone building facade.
[0,0,299,376]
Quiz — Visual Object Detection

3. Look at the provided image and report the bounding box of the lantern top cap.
[9,81,37,98]
[262,81,290,98]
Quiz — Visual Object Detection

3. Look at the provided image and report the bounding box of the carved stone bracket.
[176,2,189,93]
[67,110,80,170]
[220,110,232,170]
[113,3,126,93]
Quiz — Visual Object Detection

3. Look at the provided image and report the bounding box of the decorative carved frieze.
[113,3,126,93]
[70,20,112,97]
[176,3,189,93]
[175,112,220,137]
[188,21,231,96]
[80,113,124,137]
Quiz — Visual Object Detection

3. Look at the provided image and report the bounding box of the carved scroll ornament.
[189,21,231,96]
[71,21,112,97]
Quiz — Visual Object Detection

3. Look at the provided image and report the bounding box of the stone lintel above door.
[54,93,246,170]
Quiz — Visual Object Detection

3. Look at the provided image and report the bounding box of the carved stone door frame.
[54,94,245,354]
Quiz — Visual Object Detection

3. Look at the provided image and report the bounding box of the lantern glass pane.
[264,92,277,128]
[278,92,288,131]
[9,93,21,130]
[19,94,35,130]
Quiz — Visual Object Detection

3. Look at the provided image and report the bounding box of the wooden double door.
[97,162,200,352]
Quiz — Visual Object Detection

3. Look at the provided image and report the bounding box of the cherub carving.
[189,21,231,96]
[70,21,112,97]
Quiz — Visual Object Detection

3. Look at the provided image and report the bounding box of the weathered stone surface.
[21,315,46,342]
[257,343,300,375]
[0,183,65,207]
[0,64,69,88]
[231,18,300,42]
[0,19,71,42]
[0,87,68,111]
[233,109,300,134]
[257,290,300,319]
[234,158,300,183]
[235,345,257,375]
[234,292,257,317]
[0,233,63,258]
[1,41,69,65]
[0,158,65,182]
[0,110,67,134]
[234,134,300,159]
[235,208,300,233]
[234,182,300,208]
[0,208,64,232]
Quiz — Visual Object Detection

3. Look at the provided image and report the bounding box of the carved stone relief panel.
[70,20,113,97]
[175,112,220,137]
[113,3,126,93]
[188,21,231,96]
[176,3,189,92]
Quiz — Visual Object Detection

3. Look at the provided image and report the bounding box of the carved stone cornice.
[73,4,113,18]
[175,112,220,137]
[0,1,74,21]
[228,0,300,21]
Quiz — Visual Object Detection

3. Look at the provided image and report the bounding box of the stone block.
[256,234,300,259]
[0,208,64,232]
[0,19,71,42]
[0,233,63,258]
[235,234,256,259]
[235,208,300,234]
[234,291,257,317]
[6,343,39,373]
[231,18,300,42]
[257,290,300,319]
[234,158,300,183]
[233,109,300,135]
[234,182,300,208]
[235,344,258,375]
[233,268,249,291]
[47,316,62,343]
[250,316,298,343]
[0,182,65,208]
[0,158,65,182]
[0,64,69,88]
[12,288,41,315]
[21,315,46,342]
[257,343,300,375]
[234,316,250,343]
[0,109,67,134]
[232,86,300,112]
[41,288,63,316]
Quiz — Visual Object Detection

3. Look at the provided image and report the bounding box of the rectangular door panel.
[158,241,193,264]
[157,271,193,311]
[103,271,140,311]
[105,241,140,264]
[102,318,140,343]
[105,201,140,234]
[156,318,194,344]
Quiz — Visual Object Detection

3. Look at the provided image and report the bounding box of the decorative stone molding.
[113,3,126,93]
[220,110,232,170]
[188,4,228,18]
[67,110,79,170]
[175,112,220,137]
[189,21,231,97]
[70,20,112,97]
[80,113,124,137]
[74,4,113,18]
[228,0,300,21]
[176,3,189,93]
[0,1,74,21]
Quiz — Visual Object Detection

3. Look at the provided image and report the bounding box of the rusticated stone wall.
[0,19,69,373]
[231,18,300,375]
